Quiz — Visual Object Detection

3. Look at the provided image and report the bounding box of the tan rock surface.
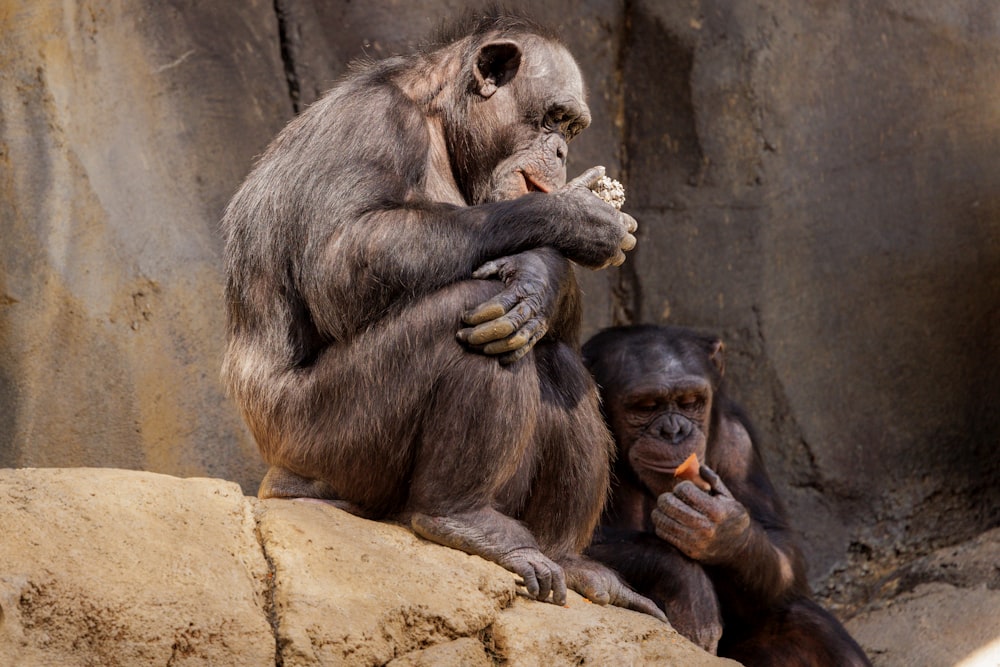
[257,499,738,666]
[256,500,517,666]
[0,468,274,667]
[847,583,1000,667]
[845,528,1000,667]
[0,468,738,666]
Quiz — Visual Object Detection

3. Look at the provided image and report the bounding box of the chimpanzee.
[583,325,871,665]
[221,12,661,617]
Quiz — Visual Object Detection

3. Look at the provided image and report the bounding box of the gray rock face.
[1,0,998,622]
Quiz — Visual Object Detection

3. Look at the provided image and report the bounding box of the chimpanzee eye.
[543,108,578,137]
[678,395,704,411]
[631,399,658,412]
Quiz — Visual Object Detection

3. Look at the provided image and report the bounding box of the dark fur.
[583,325,870,665]
[221,12,652,613]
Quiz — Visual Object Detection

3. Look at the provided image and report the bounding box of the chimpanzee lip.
[521,171,551,193]
[630,456,681,475]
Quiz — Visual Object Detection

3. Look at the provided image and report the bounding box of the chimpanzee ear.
[474,41,522,98]
[708,339,725,377]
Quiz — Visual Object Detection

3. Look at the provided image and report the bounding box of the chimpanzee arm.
[230,82,633,344]
[652,416,807,611]
[295,169,632,344]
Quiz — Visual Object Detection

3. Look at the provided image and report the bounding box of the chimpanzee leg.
[256,280,516,517]
[340,281,570,603]
[515,340,613,558]
[721,598,871,667]
[587,535,722,652]
[405,350,573,603]
[510,342,666,619]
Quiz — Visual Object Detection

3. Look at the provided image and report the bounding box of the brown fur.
[221,12,653,615]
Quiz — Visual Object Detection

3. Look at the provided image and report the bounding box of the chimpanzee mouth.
[630,456,680,475]
[521,171,551,193]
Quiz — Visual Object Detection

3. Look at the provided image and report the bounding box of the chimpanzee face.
[606,360,715,498]
[583,328,725,499]
[449,34,591,204]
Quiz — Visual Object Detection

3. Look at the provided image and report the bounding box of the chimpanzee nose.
[659,415,692,445]
[556,143,566,165]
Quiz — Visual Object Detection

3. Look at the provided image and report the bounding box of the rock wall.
[0,1,284,491]
[2,0,999,616]
[0,468,735,667]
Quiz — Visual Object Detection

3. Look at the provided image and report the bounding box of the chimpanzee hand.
[552,166,638,270]
[651,466,753,565]
[562,555,667,621]
[457,248,566,364]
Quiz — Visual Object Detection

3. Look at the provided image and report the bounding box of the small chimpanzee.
[221,11,660,618]
[583,325,871,665]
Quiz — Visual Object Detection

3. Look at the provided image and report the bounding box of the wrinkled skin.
[653,467,753,564]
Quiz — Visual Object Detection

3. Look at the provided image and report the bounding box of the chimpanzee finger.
[621,233,637,252]
[470,259,502,280]
[534,560,553,603]
[615,588,668,623]
[462,291,520,327]
[461,300,534,345]
[657,488,711,527]
[474,305,538,354]
[621,211,638,234]
[482,323,537,355]
[671,479,723,512]
[608,250,627,268]
[550,568,568,606]
[499,323,547,365]
[566,165,606,190]
[699,466,735,499]
[515,568,540,599]
[459,317,517,346]
[650,507,695,547]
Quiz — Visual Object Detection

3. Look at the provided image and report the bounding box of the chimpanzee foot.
[563,556,668,621]
[258,466,372,517]
[410,509,567,604]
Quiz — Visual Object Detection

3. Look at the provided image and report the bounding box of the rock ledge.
[0,468,734,666]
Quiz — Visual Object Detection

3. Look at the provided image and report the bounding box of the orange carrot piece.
[674,453,712,492]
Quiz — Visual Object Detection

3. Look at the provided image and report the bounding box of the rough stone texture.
[0,1,279,491]
[256,500,516,666]
[845,527,1000,666]
[0,468,737,667]
[2,0,1000,625]
[0,468,274,667]
[488,594,726,667]
[258,499,735,666]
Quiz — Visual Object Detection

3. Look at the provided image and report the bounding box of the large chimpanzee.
[221,12,660,617]
[583,325,871,665]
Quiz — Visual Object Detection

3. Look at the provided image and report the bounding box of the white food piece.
[590,175,626,210]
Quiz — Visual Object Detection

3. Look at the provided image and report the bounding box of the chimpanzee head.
[433,15,591,204]
[583,325,725,497]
